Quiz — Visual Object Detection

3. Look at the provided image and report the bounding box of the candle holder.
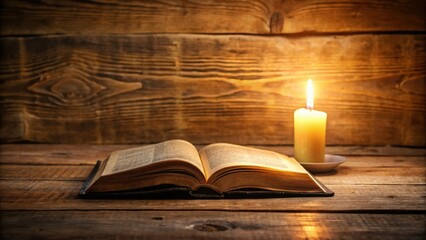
[298,154,346,173]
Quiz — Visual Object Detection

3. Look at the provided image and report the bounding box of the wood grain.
[1,211,425,239]
[1,180,424,211]
[0,165,92,181]
[1,0,425,35]
[0,145,424,239]
[280,0,426,33]
[1,34,425,145]
[2,156,425,184]
[2,145,425,166]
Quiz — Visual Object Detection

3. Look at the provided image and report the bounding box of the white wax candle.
[294,80,327,163]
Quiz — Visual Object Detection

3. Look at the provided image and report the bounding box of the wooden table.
[1,145,425,239]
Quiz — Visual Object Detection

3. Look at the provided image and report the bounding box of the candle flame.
[307,79,314,110]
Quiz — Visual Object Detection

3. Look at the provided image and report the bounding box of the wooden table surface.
[0,144,425,239]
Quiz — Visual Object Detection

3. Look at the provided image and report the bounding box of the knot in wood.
[189,220,235,232]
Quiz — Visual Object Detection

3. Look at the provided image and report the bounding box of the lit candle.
[294,79,327,163]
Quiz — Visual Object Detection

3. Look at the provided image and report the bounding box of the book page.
[199,143,307,178]
[102,139,204,175]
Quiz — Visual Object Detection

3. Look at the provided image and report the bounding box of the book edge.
[79,160,101,196]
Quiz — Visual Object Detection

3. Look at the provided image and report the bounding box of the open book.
[80,140,333,198]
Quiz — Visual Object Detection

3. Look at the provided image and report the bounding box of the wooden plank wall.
[1,0,425,146]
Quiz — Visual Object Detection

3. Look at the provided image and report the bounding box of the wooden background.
[1,0,425,146]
